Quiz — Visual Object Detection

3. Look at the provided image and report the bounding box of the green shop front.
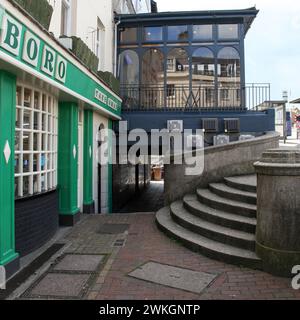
[0,2,122,278]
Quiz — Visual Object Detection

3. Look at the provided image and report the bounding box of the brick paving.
[16,213,300,300]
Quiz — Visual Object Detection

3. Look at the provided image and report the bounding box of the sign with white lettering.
[0,7,121,117]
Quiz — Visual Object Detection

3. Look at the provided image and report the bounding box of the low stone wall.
[164,132,280,204]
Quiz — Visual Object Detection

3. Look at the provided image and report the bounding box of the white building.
[48,0,152,73]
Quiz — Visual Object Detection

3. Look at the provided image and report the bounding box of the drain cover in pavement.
[98,223,129,234]
[128,262,217,294]
[53,254,105,272]
[30,273,90,298]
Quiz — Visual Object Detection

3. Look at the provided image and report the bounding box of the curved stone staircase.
[156,175,263,269]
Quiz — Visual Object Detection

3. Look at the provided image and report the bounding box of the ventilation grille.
[202,118,218,133]
[224,118,240,133]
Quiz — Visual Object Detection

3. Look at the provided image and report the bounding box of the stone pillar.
[58,102,80,226]
[254,147,300,277]
[83,109,94,213]
[0,70,20,278]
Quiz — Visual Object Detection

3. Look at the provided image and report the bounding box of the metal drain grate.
[97,224,129,235]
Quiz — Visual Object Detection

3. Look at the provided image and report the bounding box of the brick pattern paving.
[67,214,300,300]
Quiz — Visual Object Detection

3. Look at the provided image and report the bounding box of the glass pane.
[144,27,163,41]
[33,174,39,193]
[23,132,30,151]
[16,87,22,106]
[24,89,32,108]
[14,154,20,174]
[168,26,188,41]
[119,50,139,87]
[42,114,47,131]
[15,131,20,151]
[42,134,48,151]
[23,110,31,129]
[23,154,30,172]
[23,176,30,196]
[218,24,238,39]
[42,94,47,111]
[41,174,46,192]
[15,177,19,197]
[193,25,213,41]
[217,47,241,107]
[120,27,137,43]
[41,154,46,171]
[33,154,39,172]
[34,112,40,130]
[33,133,39,150]
[34,91,40,109]
[16,108,21,128]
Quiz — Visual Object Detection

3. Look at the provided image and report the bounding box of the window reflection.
[120,27,137,43]
[168,26,189,41]
[193,25,213,41]
[144,27,163,42]
[166,48,189,107]
[217,47,241,107]
[218,24,238,39]
[141,49,165,108]
[119,50,139,85]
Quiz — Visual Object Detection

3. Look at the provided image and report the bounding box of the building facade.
[0,0,124,278]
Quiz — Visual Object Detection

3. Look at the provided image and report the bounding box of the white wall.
[48,0,151,73]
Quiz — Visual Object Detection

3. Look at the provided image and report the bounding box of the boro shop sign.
[0,7,122,118]
[0,12,67,83]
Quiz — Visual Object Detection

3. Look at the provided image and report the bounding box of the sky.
[156,0,300,102]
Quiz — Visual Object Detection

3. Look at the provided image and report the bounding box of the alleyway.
[118,181,165,213]
[6,214,300,300]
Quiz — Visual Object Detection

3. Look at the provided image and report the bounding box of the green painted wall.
[83,109,93,206]
[0,70,19,266]
[58,102,79,215]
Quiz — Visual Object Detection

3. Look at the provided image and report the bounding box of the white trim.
[0,50,121,120]
[2,1,122,102]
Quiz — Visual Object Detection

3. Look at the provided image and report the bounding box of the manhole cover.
[128,262,217,294]
[29,273,90,298]
[98,224,129,234]
[53,254,105,272]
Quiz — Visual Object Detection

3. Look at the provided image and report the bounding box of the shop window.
[193,25,213,41]
[143,26,163,42]
[120,27,137,43]
[15,85,58,198]
[218,24,239,40]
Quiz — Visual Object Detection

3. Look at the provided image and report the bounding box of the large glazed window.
[217,47,241,107]
[141,49,165,108]
[167,25,189,41]
[143,26,163,42]
[218,24,239,39]
[119,50,139,85]
[120,27,137,43]
[15,85,58,198]
[193,25,213,41]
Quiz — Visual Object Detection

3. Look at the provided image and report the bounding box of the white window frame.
[61,0,72,36]
[15,84,58,199]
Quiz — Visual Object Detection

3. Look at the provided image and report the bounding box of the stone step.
[197,189,257,218]
[170,201,255,251]
[224,175,257,193]
[156,207,262,269]
[183,194,256,234]
[209,183,257,205]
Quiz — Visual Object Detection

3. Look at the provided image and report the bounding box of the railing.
[120,83,271,112]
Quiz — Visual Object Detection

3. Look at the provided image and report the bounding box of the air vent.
[224,118,240,133]
[167,120,183,133]
[202,118,218,133]
[213,135,230,146]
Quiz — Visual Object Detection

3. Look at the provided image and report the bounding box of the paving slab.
[128,261,218,294]
[53,254,105,272]
[98,224,130,234]
[30,273,90,298]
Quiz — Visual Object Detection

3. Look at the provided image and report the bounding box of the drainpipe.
[114,17,121,77]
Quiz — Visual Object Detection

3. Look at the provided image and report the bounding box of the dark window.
[119,50,139,85]
[193,25,213,41]
[167,84,175,97]
[120,27,137,43]
[167,25,189,41]
[218,24,238,39]
[143,26,163,41]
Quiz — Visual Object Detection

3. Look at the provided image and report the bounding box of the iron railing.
[120,83,271,112]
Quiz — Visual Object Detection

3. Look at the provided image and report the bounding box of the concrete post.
[254,147,300,277]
